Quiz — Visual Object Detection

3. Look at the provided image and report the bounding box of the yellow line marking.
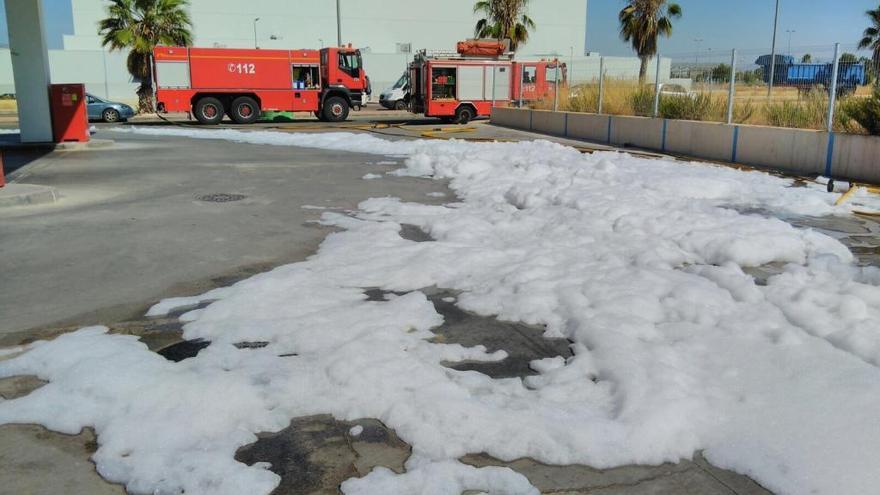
[835,186,860,206]
[190,55,290,61]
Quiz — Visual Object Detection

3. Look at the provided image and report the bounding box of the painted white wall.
[0,48,136,103]
[1,0,675,107]
[62,0,588,58]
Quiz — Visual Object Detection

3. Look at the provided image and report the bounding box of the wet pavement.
[1,120,878,494]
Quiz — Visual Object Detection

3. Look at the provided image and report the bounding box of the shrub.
[565,84,600,113]
[763,90,828,129]
[628,88,655,116]
[839,87,880,135]
[659,93,724,121]
[733,100,755,124]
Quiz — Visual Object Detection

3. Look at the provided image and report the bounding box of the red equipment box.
[49,83,89,143]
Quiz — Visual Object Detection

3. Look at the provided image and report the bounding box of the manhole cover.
[196,193,247,203]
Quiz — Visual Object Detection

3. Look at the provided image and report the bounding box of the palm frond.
[98,0,192,111]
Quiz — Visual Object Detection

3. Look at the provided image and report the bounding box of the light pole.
[336,0,342,46]
[318,38,324,48]
[694,38,703,65]
[253,17,260,49]
[768,0,780,97]
[786,29,795,57]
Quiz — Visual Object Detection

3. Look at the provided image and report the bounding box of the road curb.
[0,139,114,151]
[0,184,57,207]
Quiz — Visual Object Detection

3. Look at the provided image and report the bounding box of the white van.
[379,72,410,110]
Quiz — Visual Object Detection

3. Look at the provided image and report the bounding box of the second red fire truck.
[153,45,370,124]
[409,40,567,124]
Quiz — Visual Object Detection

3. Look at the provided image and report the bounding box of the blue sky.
[0,0,73,48]
[588,0,879,59]
[0,0,878,59]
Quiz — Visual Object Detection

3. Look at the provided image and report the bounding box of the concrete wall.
[530,110,567,136]
[664,120,734,163]
[567,113,610,142]
[735,125,828,176]
[490,107,880,184]
[610,115,663,150]
[58,0,592,94]
[0,48,138,103]
[832,133,880,184]
[66,0,588,57]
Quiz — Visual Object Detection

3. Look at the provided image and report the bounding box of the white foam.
[3,128,878,495]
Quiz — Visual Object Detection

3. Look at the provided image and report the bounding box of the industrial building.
[1,0,669,103]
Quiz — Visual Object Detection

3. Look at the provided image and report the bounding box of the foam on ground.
[2,127,879,495]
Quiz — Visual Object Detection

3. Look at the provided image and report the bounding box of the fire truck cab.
[154,45,369,124]
[409,40,565,124]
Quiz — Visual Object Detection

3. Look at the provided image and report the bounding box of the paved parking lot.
[2,114,877,494]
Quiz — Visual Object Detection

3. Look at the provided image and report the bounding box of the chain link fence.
[551,42,878,134]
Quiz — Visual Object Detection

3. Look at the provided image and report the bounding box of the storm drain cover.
[196,193,247,203]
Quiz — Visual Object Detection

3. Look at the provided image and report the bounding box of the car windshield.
[392,74,408,90]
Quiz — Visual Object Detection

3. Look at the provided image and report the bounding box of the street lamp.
[253,17,260,49]
[336,0,342,46]
[694,38,703,65]
[786,29,795,57]
[318,38,324,48]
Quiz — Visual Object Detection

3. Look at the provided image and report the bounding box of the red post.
[49,84,89,143]
[0,150,5,188]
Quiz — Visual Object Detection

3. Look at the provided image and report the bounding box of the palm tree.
[618,0,682,84]
[99,0,193,113]
[858,4,880,84]
[473,0,535,52]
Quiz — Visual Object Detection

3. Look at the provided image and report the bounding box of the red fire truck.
[153,45,370,124]
[409,40,566,124]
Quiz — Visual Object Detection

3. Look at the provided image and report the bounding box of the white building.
[1,0,671,104]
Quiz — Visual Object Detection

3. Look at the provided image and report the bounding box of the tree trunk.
[137,83,154,114]
[638,56,648,85]
[136,63,154,114]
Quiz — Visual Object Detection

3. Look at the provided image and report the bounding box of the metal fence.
[552,42,877,132]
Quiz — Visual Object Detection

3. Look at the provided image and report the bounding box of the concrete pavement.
[0,117,834,494]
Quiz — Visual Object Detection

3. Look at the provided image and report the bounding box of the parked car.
[379,72,410,110]
[86,93,135,123]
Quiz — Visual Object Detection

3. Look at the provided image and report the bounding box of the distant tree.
[711,63,731,83]
[619,0,683,84]
[473,0,535,52]
[859,5,880,84]
[99,0,193,113]
[738,70,759,85]
[840,52,859,64]
[801,53,812,63]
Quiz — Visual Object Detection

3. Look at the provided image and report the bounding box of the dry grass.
[530,81,874,134]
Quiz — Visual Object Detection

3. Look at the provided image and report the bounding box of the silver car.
[86,93,135,123]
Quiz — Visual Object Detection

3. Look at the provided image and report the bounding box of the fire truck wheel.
[230,96,260,125]
[454,106,474,124]
[323,96,350,122]
[314,111,327,122]
[194,97,224,125]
